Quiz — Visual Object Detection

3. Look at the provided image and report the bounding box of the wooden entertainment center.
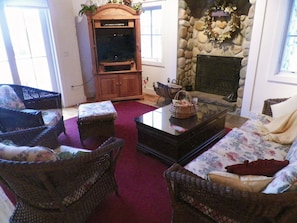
[86,4,143,101]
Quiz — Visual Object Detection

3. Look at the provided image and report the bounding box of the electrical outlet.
[167,78,170,83]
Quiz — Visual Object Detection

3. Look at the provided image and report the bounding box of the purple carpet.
[59,101,171,223]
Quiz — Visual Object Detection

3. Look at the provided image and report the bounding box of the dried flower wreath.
[203,1,240,44]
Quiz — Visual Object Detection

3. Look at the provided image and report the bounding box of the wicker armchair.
[0,127,124,223]
[0,84,65,136]
[164,98,297,223]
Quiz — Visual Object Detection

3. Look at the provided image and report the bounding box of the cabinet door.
[95,75,119,100]
[119,73,141,97]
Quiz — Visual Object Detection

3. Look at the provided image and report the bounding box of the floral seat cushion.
[185,127,290,180]
[78,101,117,121]
[41,109,62,126]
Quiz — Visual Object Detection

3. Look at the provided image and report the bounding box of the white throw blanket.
[260,109,297,144]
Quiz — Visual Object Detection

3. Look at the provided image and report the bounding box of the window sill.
[268,71,297,85]
[142,60,165,68]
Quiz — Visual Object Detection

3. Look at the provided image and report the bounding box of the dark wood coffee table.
[135,103,228,165]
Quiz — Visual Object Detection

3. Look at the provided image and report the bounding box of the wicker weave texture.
[170,90,197,119]
[165,164,297,223]
[0,128,124,223]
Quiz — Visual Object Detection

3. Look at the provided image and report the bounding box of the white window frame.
[0,0,59,91]
[267,0,297,85]
[140,0,165,67]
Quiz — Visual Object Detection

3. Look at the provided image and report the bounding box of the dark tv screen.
[96,28,136,62]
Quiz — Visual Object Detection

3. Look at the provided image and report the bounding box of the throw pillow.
[208,171,273,192]
[0,85,25,109]
[271,94,297,118]
[225,159,289,177]
[286,138,297,162]
[54,145,91,160]
[0,143,58,162]
[263,161,297,194]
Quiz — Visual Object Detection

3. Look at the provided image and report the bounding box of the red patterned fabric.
[225,159,289,177]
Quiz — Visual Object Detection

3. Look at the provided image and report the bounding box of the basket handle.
[174,90,192,102]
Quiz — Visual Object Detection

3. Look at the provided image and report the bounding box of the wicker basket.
[170,90,197,119]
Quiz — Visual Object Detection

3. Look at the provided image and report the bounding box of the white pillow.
[271,94,297,118]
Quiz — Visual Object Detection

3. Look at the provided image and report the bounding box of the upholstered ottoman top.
[78,101,117,121]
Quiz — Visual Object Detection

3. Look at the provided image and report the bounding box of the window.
[0,0,58,91]
[140,3,162,65]
[280,0,297,73]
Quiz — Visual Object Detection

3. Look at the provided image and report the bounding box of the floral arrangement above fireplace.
[203,0,241,45]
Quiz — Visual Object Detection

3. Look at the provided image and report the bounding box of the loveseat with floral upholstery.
[165,97,297,223]
[0,84,65,136]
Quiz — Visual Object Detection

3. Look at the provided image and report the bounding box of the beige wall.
[48,0,86,107]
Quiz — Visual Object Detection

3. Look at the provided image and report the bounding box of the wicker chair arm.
[165,163,297,223]
[95,137,125,169]
[0,107,45,132]
[0,137,125,211]
[23,93,62,110]
[0,126,59,149]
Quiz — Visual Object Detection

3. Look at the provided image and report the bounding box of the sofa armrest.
[164,163,297,223]
[0,107,44,132]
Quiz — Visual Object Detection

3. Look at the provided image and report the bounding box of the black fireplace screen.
[195,55,242,102]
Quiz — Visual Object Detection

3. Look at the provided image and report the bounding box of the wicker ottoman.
[77,101,117,144]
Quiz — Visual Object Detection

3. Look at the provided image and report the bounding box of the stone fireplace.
[177,0,256,114]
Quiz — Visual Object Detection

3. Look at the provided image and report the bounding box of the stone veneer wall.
[177,0,256,114]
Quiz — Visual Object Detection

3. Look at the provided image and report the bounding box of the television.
[95,28,136,63]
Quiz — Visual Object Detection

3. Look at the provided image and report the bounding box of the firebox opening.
[195,55,242,102]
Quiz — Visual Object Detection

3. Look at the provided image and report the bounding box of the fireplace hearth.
[195,55,242,102]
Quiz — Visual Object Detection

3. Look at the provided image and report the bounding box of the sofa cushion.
[208,171,273,192]
[263,161,297,194]
[225,159,289,177]
[0,85,25,109]
[0,143,58,162]
[185,128,290,180]
[271,94,297,118]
